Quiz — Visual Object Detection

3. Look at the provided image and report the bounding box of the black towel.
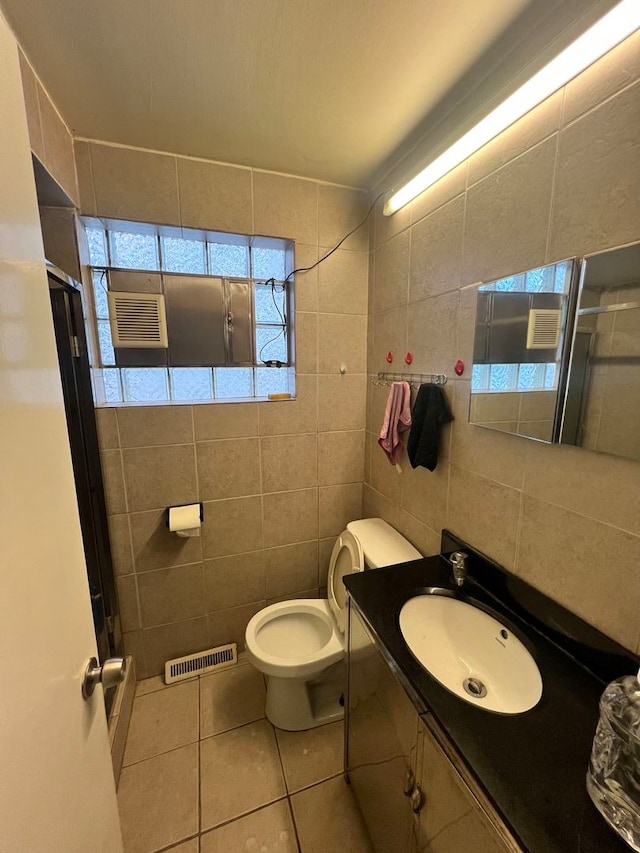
[407,384,453,471]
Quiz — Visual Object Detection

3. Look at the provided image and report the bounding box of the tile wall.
[18,49,77,204]
[365,31,640,653]
[76,141,369,677]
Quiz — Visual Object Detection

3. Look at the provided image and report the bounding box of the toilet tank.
[346,518,422,570]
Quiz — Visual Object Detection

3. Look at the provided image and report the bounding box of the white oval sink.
[399,592,542,714]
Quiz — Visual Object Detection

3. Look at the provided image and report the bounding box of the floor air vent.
[165,643,237,684]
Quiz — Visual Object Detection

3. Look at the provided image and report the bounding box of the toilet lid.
[327,529,364,633]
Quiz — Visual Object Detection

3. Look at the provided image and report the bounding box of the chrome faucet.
[450,551,469,587]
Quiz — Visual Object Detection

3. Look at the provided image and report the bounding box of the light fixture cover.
[384,0,640,216]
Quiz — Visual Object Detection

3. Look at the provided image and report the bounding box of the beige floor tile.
[291,776,374,853]
[135,675,172,697]
[117,743,198,853]
[165,840,199,853]
[200,800,298,853]
[200,664,266,737]
[276,721,344,793]
[124,680,199,765]
[200,720,286,831]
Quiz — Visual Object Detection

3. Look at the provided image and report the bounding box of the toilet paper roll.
[168,503,202,537]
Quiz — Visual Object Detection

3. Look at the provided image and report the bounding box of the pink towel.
[378,381,412,465]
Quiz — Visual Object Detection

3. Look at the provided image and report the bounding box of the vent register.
[105,269,254,368]
[165,643,238,683]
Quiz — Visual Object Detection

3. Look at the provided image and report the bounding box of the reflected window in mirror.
[470,259,578,443]
[561,240,640,462]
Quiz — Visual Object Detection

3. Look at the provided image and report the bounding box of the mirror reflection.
[561,241,640,462]
[470,259,578,442]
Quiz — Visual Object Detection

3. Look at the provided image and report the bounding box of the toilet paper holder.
[166,502,204,537]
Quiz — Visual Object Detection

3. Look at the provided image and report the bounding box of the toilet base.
[265,661,345,731]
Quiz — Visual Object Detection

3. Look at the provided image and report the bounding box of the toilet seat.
[327,529,364,634]
[245,599,344,679]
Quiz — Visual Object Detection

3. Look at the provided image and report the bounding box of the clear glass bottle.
[587,673,640,850]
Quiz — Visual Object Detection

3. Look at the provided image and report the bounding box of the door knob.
[82,656,125,699]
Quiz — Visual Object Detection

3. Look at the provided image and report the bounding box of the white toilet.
[245,517,421,731]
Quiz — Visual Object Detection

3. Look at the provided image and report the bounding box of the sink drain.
[463,677,487,699]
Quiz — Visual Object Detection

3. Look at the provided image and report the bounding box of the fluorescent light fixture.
[384,0,640,216]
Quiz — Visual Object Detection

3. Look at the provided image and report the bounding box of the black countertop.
[344,531,638,853]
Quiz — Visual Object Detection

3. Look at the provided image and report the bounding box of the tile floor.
[117,659,374,853]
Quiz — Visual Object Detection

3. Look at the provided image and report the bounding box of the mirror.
[469,259,579,443]
[561,241,640,462]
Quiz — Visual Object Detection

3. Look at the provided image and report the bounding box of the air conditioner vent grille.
[527,308,562,350]
[164,643,237,684]
[108,291,168,348]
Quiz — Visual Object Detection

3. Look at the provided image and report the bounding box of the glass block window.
[83,217,294,405]
[472,362,558,393]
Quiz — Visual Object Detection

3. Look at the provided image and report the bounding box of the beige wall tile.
[517,496,640,650]
[130,508,202,572]
[73,140,96,215]
[37,85,77,202]
[117,743,198,852]
[142,616,210,676]
[122,444,197,512]
[204,552,265,611]
[369,432,402,504]
[122,630,147,680]
[117,405,193,447]
[409,161,467,225]
[468,91,562,187]
[373,230,410,313]
[38,206,81,280]
[318,375,366,432]
[264,540,319,598]
[471,392,520,423]
[409,195,464,302]
[178,158,252,233]
[253,171,317,243]
[137,563,206,628]
[208,601,265,650]
[451,382,526,489]
[108,514,134,575]
[367,381,391,435]
[563,29,640,125]
[394,510,440,557]
[523,441,640,536]
[362,483,403,531]
[318,430,365,486]
[258,375,317,435]
[18,52,44,162]
[260,433,317,493]
[447,465,521,570]
[294,312,318,374]
[96,408,119,450]
[193,402,259,440]
[318,313,367,374]
[101,449,127,515]
[400,461,449,532]
[317,249,368,315]
[550,82,640,260]
[201,496,263,558]
[318,537,335,587]
[318,184,370,252]
[116,575,140,632]
[371,307,407,374]
[263,488,318,547]
[197,437,261,500]
[294,244,319,312]
[89,142,179,224]
[374,195,411,247]
[456,284,479,369]
[406,292,459,375]
[319,483,362,538]
[462,138,556,286]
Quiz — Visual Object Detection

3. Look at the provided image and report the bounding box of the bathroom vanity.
[344,532,637,853]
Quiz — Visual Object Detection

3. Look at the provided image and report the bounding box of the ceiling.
[1,0,535,187]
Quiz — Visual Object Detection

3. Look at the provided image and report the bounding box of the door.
[0,15,123,853]
[49,276,122,690]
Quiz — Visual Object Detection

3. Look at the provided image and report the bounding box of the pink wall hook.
[386,351,394,363]
[405,352,413,365]
[455,359,465,376]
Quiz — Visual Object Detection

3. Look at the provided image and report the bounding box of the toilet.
[245,517,422,731]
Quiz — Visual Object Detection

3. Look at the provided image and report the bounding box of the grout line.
[286,796,304,853]
[121,736,200,771]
